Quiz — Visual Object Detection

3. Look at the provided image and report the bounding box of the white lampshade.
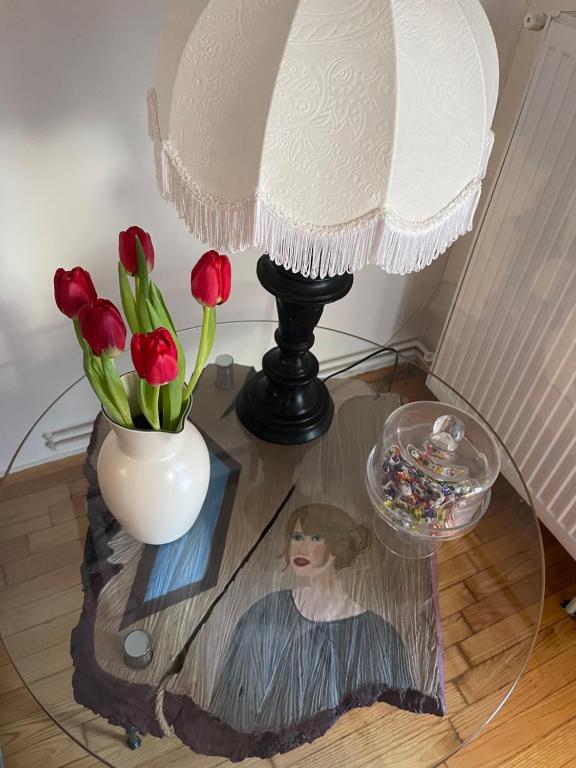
[149,0,498,278]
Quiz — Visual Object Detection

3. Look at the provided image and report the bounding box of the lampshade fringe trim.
[148,89,487,278]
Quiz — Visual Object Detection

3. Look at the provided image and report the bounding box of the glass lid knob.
[430,415,465,452]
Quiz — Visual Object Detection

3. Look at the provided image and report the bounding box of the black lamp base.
[236,256,353,444]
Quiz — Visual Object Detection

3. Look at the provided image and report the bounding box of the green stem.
[161,383,171,430]
[184,306,214,399]
[72,317,84,347]
[151,386,160,430]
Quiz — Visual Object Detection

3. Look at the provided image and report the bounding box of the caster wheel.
[127,736,142,750]
[125,727,142,750]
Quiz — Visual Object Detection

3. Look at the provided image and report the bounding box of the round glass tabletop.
[0,321,544,768]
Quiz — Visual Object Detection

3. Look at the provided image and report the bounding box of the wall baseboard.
[318,337,433,379]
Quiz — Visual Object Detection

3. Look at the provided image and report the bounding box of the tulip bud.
[54,267,97,318]
[191,250,231,308]
[78,299,127,357]
[119,226,155,276]
[131,328,179,386]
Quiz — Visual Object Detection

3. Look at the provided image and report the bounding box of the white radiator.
[432,14,576,559]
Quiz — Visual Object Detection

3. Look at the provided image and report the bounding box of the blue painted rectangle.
[144,451,231,601]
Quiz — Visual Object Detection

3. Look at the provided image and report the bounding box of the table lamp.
[149,0,498,445]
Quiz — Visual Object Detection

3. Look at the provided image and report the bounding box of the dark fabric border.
[70,418,164,735]
[164,682,444,763]
[70,570,164,737]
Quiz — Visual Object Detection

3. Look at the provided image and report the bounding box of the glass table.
[0,322,544,768]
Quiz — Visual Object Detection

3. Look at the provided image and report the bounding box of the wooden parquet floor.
[0,365,575,767]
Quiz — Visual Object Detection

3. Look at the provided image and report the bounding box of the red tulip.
[118,226,155,276]
[54,267,97,318]
[78,299,126,357]
[131,328,178,386]
[191,250,231,308]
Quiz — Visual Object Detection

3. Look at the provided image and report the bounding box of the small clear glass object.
[123,629,153,669]
[367,401,501,558]
[215,354,234,390]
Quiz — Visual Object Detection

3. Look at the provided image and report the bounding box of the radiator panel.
[433,16,576,558]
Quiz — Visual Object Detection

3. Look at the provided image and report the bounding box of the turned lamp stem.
[236,255,353,445]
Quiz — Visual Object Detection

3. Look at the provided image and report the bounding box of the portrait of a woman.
[208,503,412,733]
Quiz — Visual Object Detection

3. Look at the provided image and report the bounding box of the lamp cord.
[322,345,400,389]
[322,279,441,389]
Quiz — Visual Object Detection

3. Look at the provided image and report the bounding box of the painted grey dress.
[209,589,411,733]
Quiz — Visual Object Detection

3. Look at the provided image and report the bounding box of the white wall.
[437,0,531,317]
[0,0,445,472]
[442,3,576,293]
[482,0,530,85]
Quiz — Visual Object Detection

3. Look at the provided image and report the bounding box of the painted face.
[289,519,333,577]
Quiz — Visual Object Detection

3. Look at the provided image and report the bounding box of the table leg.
[125,726,142,750]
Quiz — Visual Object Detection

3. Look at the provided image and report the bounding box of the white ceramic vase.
[97,373,210,545]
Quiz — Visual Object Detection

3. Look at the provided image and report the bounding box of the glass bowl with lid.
[366,401,501,559]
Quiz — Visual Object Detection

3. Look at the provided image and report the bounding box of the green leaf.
[148,281,176,334]
[147,281,184,372]
[138,378,160,430]
[118,261,139,333]
[81,342,125,424]
[101,354,134,428]
[146,295,186,387]
[175,336,186,387]
[145,278,186,417]
[145,296,163,331]
[176,395,191,431]
[161,377,183,431]
[135,238,152,332]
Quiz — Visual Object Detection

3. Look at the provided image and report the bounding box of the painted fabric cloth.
[209,589,411,732]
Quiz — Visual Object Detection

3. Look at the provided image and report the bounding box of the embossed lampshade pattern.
[149,0,498,278]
